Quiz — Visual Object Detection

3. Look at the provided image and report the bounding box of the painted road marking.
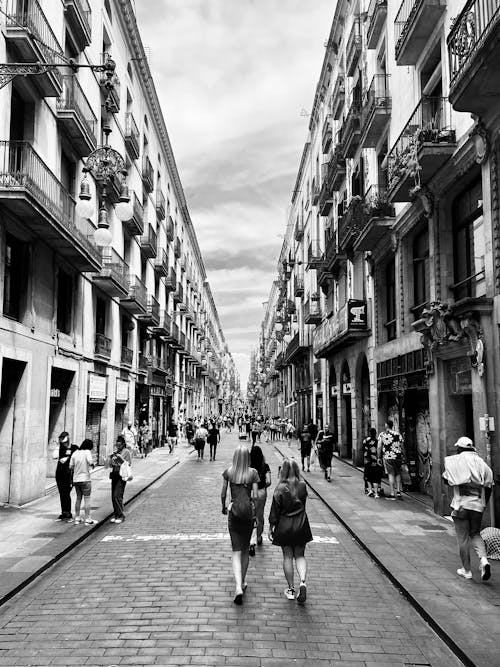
[102,533,339,544]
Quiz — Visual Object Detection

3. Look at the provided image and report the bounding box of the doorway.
[85,402,103,465]
[341,362,352,459]
[47,367,75,480]
[0,358,27,504]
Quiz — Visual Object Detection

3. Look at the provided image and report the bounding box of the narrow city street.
[0,432,464,667]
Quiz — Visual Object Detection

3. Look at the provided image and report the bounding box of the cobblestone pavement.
[0,433,463,666]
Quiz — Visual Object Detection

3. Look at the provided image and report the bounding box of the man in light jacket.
[443,436,493,581]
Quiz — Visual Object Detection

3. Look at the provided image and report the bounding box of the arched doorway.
[340,361,352,459]
[328,361,338,451]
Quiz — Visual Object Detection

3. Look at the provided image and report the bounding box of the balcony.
[93,249,129,298]
[340,99,362,158]
[170,322,181,348]
[179,332,187,355]
[306,241,324,270]
[138,352,150,374]
[120,275,147,315]
[140,224,157,259]
[353,186,395,251]
[173,282,184,305]
[152,310,172,337]
[294,277,304,297]
[64,0,91,51]
[57,75,97,158]
[3,0,63,96]
[174,237,181,258]
[166,215,175,242]
[0,140,101,272]
[124,112,140,160]
[346,16,362,76]
[360,75,391,148]
[313,300,369,357]
[284,332,309,364]
[324,227,346,274]
[122,191,144,236]
[98,54,120,112]
[395,0,446,65]
[95,333,111,360]
[150,356,167,374]
[294,218,304,241]
[275,352,285,371]
[322,116,333,154]
[142,155,154,192]
[367,0,388,49]
[338,196,366,252]
[156,189,166,220]
[387,97,456,203]
[121,346,133,367]
[137,295,160,326]
[154,248,168,277]
[311,178,320,206]
[304,298,322,325]
[164,267,177,291]
[317,260,334,292]
[331,76,345,120]
[318,163,334,216]
[448,0,500,116]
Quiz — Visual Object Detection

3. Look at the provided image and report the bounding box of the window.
[3,233,27,321]
[385,258,396,341]
[452,180,485,300]
[412,226,429,319]
[56,270,73,334]
[96,297,106,335]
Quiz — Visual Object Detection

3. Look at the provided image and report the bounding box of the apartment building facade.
[0,0,233,505]
[258,0,500,519]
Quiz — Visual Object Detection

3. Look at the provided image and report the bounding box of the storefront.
[114,378,129,444]
[150,381,166,448]
[86,373,107,465]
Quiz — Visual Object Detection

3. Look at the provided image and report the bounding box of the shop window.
[56,269,73,334]
[385,258,396,341]
[411,227,429,319]
[3,233,27,321]
[452,180,485,301]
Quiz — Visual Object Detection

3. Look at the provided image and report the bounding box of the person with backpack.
[194,423,208,461]
[221,445,259,604]
[268,458,313,604]
[299,425,313,472]
[69,439,97,525]
[249,445,272,555]
[377,419,405,500]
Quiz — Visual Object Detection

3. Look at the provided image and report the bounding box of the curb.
[273,445,472,667]
[0,457,183,609]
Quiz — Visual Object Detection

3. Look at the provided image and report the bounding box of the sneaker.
[284,588,295,600]
[114,518,124,524]
[457,568,472,579]
[388,494,397,501]
[109,517,117,523]
[74,516,82,524]
[480,560,491,581]
[367,490,374,497]
[85,518,97,525]
[296,583,307,605]
[55,514,65,521]
[396,492,403,500]
[249,544,256,557]
[374,493,380,499]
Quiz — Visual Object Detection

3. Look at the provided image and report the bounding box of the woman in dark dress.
[249,445,271,555]
[269,458,313,604]
[221,445,259,604]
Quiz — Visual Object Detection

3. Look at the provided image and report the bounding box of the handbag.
[119,460,133,482]
[401,463,411,486]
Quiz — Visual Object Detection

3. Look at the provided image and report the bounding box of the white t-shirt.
[70,450,94,483]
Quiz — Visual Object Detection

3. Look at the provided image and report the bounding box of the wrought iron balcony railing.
[361,74,391,147]
[395,0,446,65]
[124,112,140,159]
[346,15,362,76]
[64,0,92,50]
[142,155,154,192]
[121,346,133,367]
[367,0,388,49]
[57,75,97,155]
[95,332,112,359]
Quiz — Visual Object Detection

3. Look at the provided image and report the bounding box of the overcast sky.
[136,0,333,384]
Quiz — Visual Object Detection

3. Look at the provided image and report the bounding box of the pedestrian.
[363,428,383,498]
[251,419,260,446]
[316,425,334,481]
[107,435,132,524]
[185,418,195,447]
[221,445,259,604]
[268,458,313,604]
[167,420,178,453]
[121,421,139,458]
[285,419,295,444]
[53,431,77,521]
[69,439,97,525]
[443,436,493,581]
[249,445,272,554]
[298,424,313,472]
[207,419,220,461]
[377,419,405,500]
[140,420,151,457]
[194,422,208,460]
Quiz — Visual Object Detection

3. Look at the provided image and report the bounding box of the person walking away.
[269,458,313,604]
[185,419,195,447]
[249,445,271,555]
[299,425,313,472]
[285,419,295,445]
[121,421,139,458]
[377,420,405,500]
[69,439,96,525]
[316,426,334,481]
[167,420,178,454]
[207,419,220,461]
[194,423,208,460]
[363,428,383,498]
[140,420,151,457]
[251,419,260,446]
[107,435,132,524]
[221,445,259,604]
[53,431,77,521]
[443,436,493,581]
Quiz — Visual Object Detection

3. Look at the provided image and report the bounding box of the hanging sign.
[88,373,107,403]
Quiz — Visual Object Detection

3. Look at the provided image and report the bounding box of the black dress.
[223,468,259,551]
[269,481,313,547]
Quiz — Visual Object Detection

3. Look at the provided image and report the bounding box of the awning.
[284,401,297,409]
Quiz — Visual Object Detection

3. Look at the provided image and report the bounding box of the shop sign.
[313,299,367,356]
[88,373,107,403]
[151,386,166,397]
[342,382,352,394]
[330,385,338,397]
[50,388,61,400]
[448,359,472,395]
[116,379,129,403]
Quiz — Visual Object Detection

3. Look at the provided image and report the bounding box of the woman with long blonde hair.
[269,458,313,604]
[221,445,259,604]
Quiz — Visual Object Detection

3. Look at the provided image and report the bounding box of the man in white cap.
[443,436,494,581]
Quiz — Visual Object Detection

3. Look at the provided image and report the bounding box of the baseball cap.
[454,436,475,450]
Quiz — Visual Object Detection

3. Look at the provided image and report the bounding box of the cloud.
[136,0,333,382]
